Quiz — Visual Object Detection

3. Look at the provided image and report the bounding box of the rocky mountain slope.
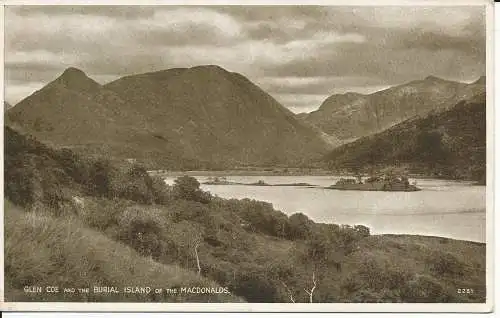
[303,76,486,141]
[324,92,486,182]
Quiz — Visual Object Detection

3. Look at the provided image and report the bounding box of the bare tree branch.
[194,241,201,276]
[304,271,316,303]
[280,281,295,303]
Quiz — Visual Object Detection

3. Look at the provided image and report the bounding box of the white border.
[0,0,495,313]
[0,0,494,6]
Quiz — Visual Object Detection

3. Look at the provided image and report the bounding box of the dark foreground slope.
[4,201,241,302]
[4,127,485,303]
[304,76,485,141]
[6,66,328,169]
[325,93,486,182]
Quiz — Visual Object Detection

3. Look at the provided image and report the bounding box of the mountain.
[324,93,486,182]
[5,67,152,156]
[304,76,486,141]
[6,66,329,169]
[4,101,13,111]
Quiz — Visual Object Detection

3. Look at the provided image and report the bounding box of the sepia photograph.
[1,0,494,312]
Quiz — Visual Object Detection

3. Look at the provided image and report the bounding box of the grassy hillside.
[325,93,486,183]
[4,201,241,302]
[4,126,486,303]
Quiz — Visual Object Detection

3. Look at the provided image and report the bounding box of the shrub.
[287,213,313,240]
[429,251,466,277]
[306,233,334,262]
[151,176,173,204]
[108,165,155,204]
[117,206,167,259]
[162,220,204,269]
[169,200,211,222]
[78,197,129,231]
[399,275,450,302]
[200,213,228,247]
[336,225,363,252]
[5,162,40,208]
[53,148,92,185]
[231,269,280,303]
[86,158,115,197]
[173,176,211,203]
[235,199,289,237]
[354,225,371,238]
[343,256,412,293]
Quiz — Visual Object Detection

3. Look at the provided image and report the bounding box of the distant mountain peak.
[50,67,101,93]
[62,67,86,77]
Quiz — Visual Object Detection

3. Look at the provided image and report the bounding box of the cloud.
[255,76,389,96]
[10,5,157,19]
[5,5,486,111]
[398,30,485,57]
[5,80,46,105]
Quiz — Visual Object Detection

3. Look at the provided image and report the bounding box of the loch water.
[164,176,486,243]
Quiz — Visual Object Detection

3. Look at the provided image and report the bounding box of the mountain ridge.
[303,76,486,141]
[6,65,329,169]
[324,92,486,182]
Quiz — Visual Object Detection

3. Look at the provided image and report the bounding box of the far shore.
[147,169,484,184]
[149,169,336,177]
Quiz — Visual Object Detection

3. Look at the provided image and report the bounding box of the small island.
[203,176,237,185]
[327,174,421,192]
[203,177,315,187]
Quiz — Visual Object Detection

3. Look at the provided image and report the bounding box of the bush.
[287,213,313,240]
[117,206,167,259]
[306,233,333,262]
[200,213,228,247]
[336,225,362,252]
[169,200,211,222]
[108,165,155,204]
[173,176,211,203]
[53,148,92,186]
[235,199,289,237]
[399,275,450,302]
[87,158,115,197]
[78,197,129,231]
[5,160,41,208]
[354,225,371,238]
[151,176,173,204]
[429,251,466,277]
[341,256,412,295]
[162,220,204,269]
[231,269,280,303]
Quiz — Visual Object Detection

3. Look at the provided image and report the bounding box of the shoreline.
[150,170,484,184]
[372,233,486,245]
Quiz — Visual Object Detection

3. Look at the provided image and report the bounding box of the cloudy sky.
[5,5,486,113]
